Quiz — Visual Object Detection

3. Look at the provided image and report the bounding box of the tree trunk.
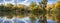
[39,0,48,23]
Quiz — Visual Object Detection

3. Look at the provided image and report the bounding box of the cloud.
[19,0,28,4]
[23,0,28,3]
[20,0,37,6]
[4,0,14,3]
[4,0,15,5]
[5,0,12,1]
[19,0,29,6]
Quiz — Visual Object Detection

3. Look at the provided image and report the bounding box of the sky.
[0,0,57,5]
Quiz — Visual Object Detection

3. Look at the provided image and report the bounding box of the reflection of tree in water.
[55,8,60,23]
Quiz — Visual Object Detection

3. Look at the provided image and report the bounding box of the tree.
[30,1,37,10]
[0,4,13,18]
[30,1,44,23]
[39,0,48,23]
[0,4,15,18]
[31,5,43,17]
[55,1,60,23]
[29,1,37,23]
[29,15,36,23]
[0,4,5,17]
[6,3,14,8]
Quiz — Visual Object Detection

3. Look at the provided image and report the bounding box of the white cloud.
[3,0,15,5]
[4,0,14,2]
[24,3,30,6]
[19,0,28,4]
[23,0,28,3]
[19,0,36,6]
[0,0,29,6]
[19,0,29,6]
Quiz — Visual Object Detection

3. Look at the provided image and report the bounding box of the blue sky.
[0,0,57,5]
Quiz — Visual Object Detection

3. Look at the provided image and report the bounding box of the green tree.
[29,1,37,23]
[0,4,14,18]
[6,3,14,8]
[30,1,44,23]
[29,15,36,23]
[30,1,37,10]
[39,0,48,23]
[0,4,5,18]
[31,5,43,17]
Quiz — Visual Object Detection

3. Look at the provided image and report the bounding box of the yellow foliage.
[17,15,23,18]
[17,4,26,8]
[6,3,14,8]
[29,15,36,21]
[55,1,60,9]
[7,15,13,19]
[46,4,53,11]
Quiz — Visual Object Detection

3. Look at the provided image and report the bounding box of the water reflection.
[0,18,3,23]
[3,20,13,23]
[0,11,56,23]
[0,17,56,23]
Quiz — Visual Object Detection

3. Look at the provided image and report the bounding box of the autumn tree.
[55,1,60,23]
